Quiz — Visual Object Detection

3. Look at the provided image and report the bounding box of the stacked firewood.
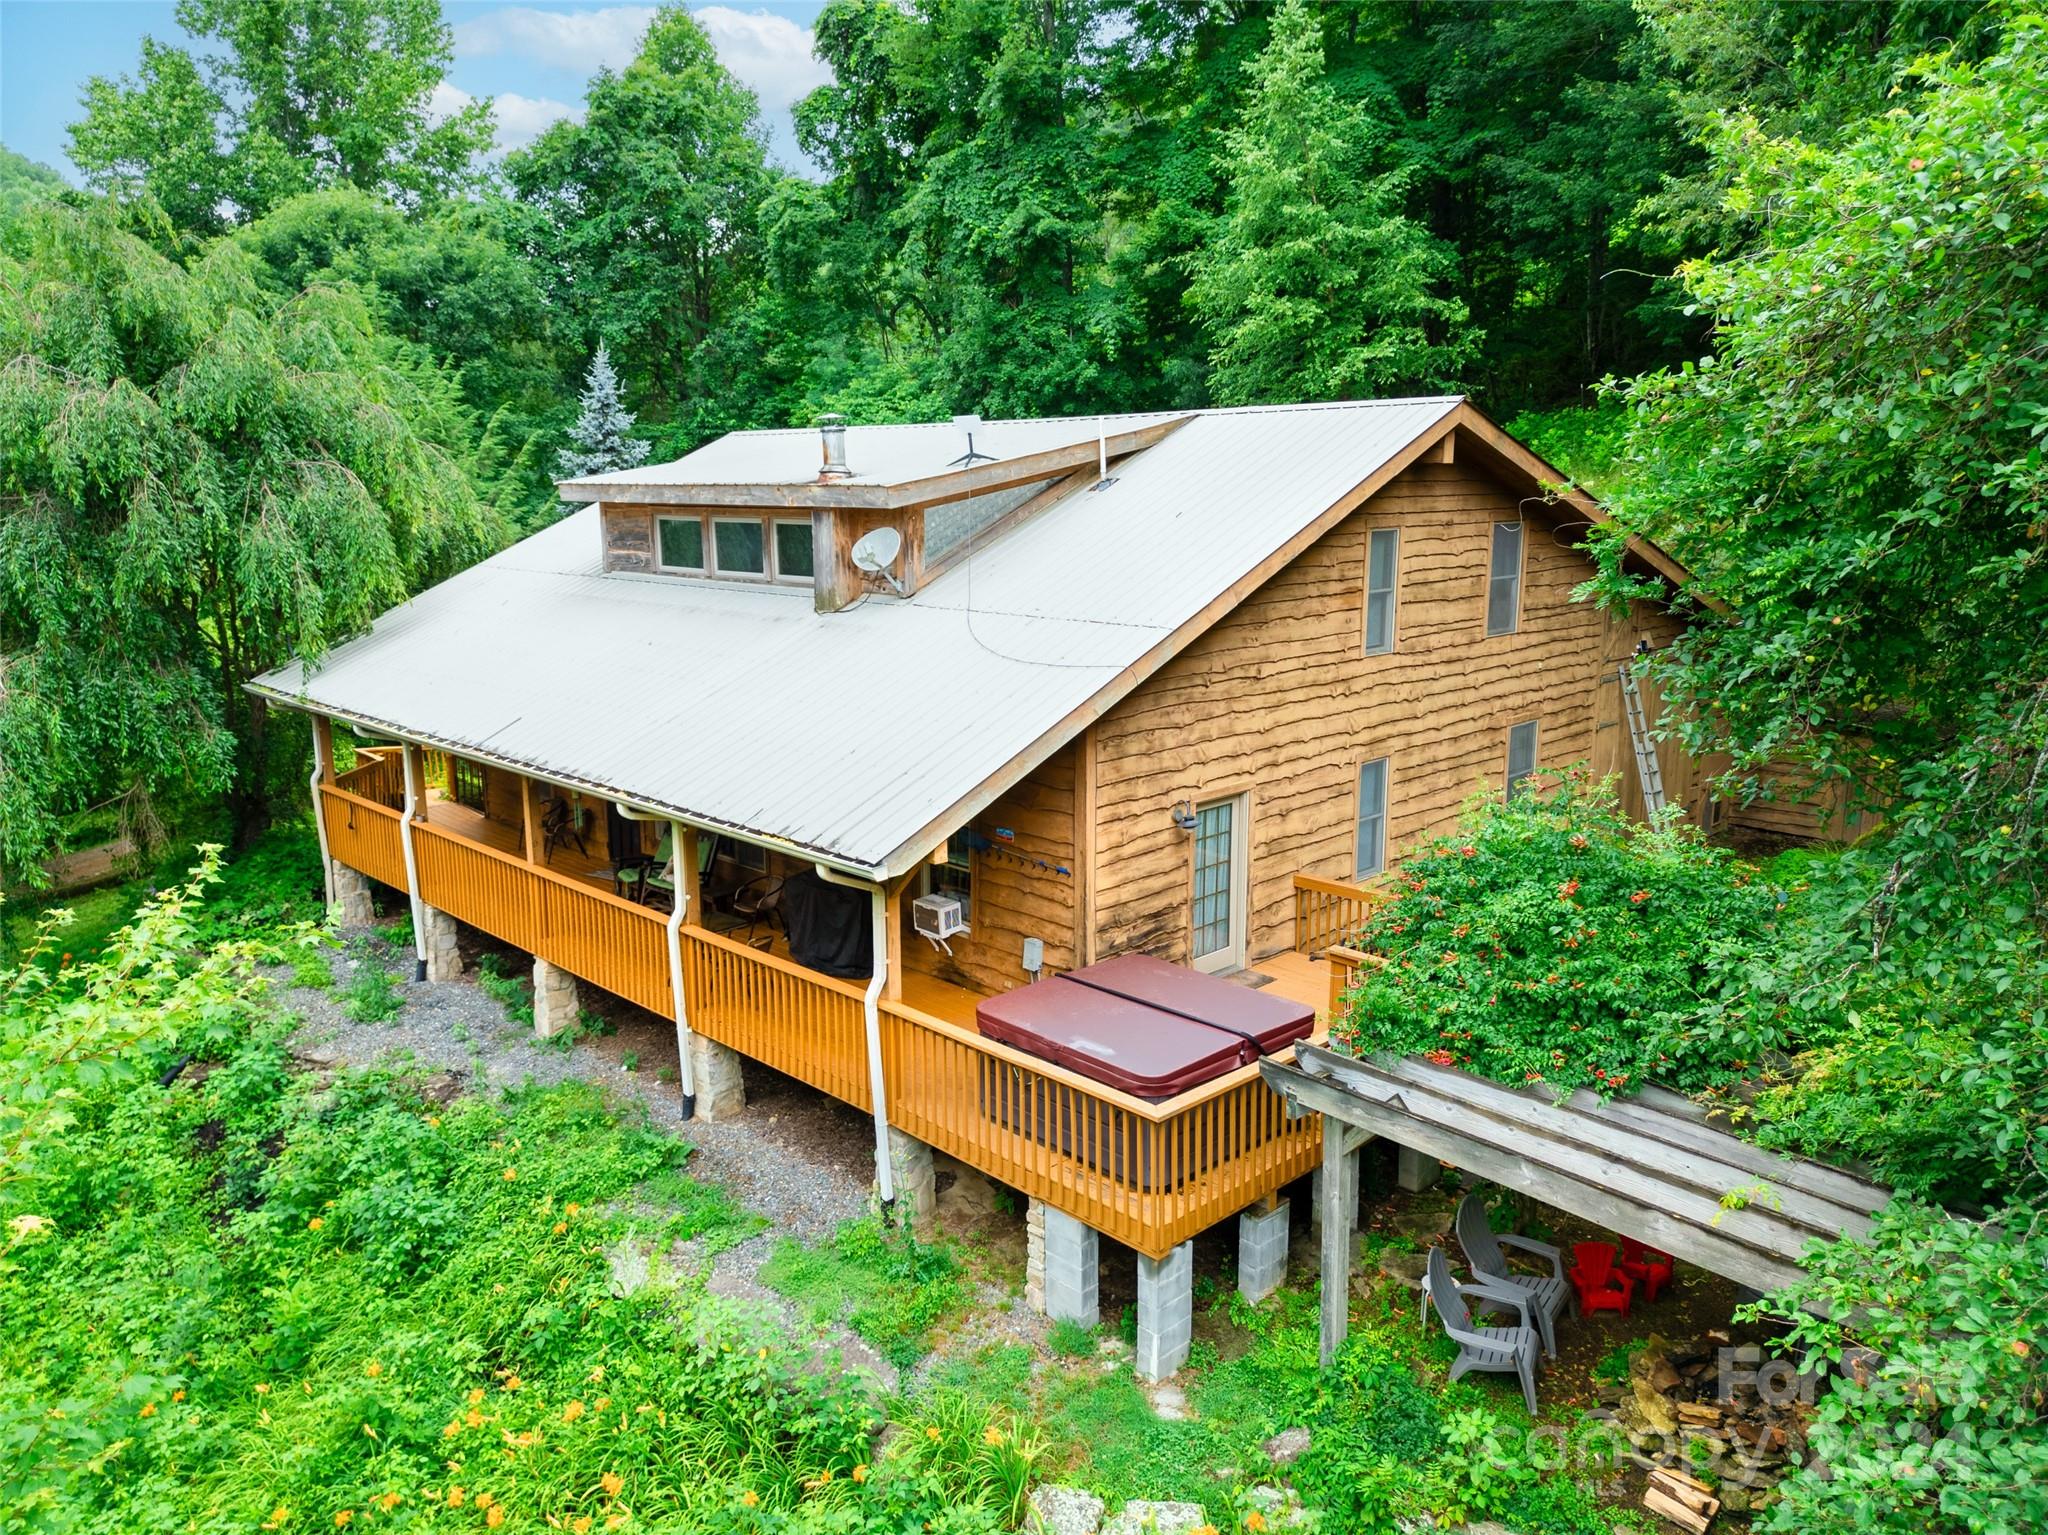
[1590,1331,1810,1527]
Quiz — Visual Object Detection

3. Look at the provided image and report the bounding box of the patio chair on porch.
[729,874,785,949]
[540,798,587,864]
[1425,1246,1541,1415]
[614,827,675,908]
[1455,1193,1572,1358]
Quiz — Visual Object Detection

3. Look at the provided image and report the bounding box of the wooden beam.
[519,773,539,864]
[1075,726,1098,965]
[1320,1111,1355,1366]
[312,714,336,784]
[677,826,703,927]
[1421,431,1456,465]
[1264,1057,1808,1297]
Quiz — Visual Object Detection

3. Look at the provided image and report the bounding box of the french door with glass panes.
[1190,794,1248,974]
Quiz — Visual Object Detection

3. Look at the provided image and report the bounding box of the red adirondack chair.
[1569,1241,1634,1318]
[1619,1236,1674,1303]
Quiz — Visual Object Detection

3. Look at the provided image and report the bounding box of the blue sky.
[0,1,833,179]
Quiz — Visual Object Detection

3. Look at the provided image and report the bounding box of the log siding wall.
[1090,461,1694,969]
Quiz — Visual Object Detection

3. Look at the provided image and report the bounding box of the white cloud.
[451,6,829,109]
[429,80,582,155]
[452,6,658,77]
[692,8,832,109]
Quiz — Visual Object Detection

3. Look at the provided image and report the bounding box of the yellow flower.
[851,1464,868,1484]
[262,1507,290,1530]
[486,1507,505,1529]
[475,1493,494,1510]
[362,1424,378,1440]
[756,1347,769,1360]
[466,1409,484,1428]
[502,1375,523,1392]
[447,1487,466,1508]
[444,1423,461,1439]
[307,1217,324,1231]
[377,1493,402,1512]
[562,1401,586,1423]
[600,1471,624,1498]
[171,1389,186,1402]
[593,1396,610,1413]
[553,1221,568,1235]
[572,1519,593,1534]
[588,1365,605,1383]
[565,1203,581,1216]
[1193,1526,1219,1535]
[427,1115,441,1126]
[925,1426,941,1442]
[503,1167,518,1181]
[468,1388,488,1405]
[254,1383,271,1395]
[982,1426,1004,1447]
[334,1513,353,1528]
[740,1489,760,1508]
[816,1469,834,1485]
[139,1402,157,1418]
[365,1362,382,1379]
[1244,1514,1268,1533]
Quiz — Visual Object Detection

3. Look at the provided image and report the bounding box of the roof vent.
[818,414,851,479]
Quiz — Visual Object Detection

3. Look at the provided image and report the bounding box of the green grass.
[339,956,403,1022]
[759,1216,968,1369]
[1046,1317,1096,1359]
[638,1167,764,1255]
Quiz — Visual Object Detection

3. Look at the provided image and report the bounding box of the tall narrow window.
[774,519,815,583]
[1364,528,1400,655]
[1506,720,1540,798]
[656,516,704,572]
[1190,795,1247,972]
[1355,758,1389,878]
[1486,521,1523,636]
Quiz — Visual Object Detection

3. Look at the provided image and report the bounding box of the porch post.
[664,819,701,1117]
[1320,1114,1361,1367]
[310,715,337,910]
[883,875,907,1004]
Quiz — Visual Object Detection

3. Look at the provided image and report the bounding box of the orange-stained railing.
[880,1004,1320,1254]
[335,747,404,807]
[1292,872,1385,957]
[319,784,406,889]
[682,928,872,1108]
[321,793,1323,1256]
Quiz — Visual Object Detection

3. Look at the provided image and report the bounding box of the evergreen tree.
[1185,0,1477,405]
[556,345,652,480]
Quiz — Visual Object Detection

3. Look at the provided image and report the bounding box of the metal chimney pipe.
[818,414,851,479]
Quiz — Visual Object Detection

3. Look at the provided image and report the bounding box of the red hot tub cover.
[1064,953,1314,1056]
[973,956,1314,1100]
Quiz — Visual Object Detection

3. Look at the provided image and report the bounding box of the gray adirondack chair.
[1455,1193,1572,1359]
[1425,1245,1542,1415]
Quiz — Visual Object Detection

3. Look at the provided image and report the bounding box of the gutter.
[616,803,697,1120]
[398,746,429,982]
[814,862,896,1208]
[310,724,336,911]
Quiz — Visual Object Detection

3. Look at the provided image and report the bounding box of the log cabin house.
[252,398,1710,1379]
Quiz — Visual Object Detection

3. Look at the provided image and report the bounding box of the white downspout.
[398,746,429,982]
[311,720,336,911]
[616,802,699,1119]
[815,862,895,1207]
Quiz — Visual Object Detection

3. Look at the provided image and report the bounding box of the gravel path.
[279,920,901,1385]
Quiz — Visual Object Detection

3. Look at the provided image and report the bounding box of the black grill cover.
[781,869,872,979]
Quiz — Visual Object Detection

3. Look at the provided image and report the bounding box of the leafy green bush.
[476,951,534,1027]
[761,1215,966,1369]
[1334,770,1782,1094]
[340,956,403,1023]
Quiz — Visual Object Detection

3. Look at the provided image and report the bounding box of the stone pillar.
[1025,1198,1046,1314]
[1040,1206,1100,1328]
[1396,1144,1442,1194]
[1135,1240,1194,1382]
[686,1033,746,1121]
[420,904,461,982]
[1237,1198,1291,1304]
[330,860,375,925]
[532,956,579,1037]
[887,1127,936,1226]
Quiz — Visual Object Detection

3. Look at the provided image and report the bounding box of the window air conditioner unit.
[912,893,969,951]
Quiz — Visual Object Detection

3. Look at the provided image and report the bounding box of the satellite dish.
[851,525,902,573]
[850,525,907,594]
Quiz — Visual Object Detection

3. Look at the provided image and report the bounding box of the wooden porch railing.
[1291,872,1385,957]
[319,784,406,889]
[320,804,1323,1257]
[335,747,404,807]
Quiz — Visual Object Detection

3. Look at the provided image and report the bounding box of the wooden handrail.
[1291,871,1386,957]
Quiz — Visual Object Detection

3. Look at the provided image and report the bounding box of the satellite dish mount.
[947,413,998,468]
[850,525,907,595]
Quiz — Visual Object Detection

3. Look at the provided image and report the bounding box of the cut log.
[1644,1485,1715,1534]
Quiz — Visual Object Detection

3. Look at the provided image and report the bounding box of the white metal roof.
[564,411,1188,491]
[253,398,1462,876]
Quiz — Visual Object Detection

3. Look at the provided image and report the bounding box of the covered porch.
[316,738,1373,1273]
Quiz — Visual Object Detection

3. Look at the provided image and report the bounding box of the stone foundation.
[532,957,580,1038]
[887,1127,936,1225]
[1135,1240,1194,1382]
[421,904,461,982]
[686,1032,746,1121]
[1237,1198,1290,1304]
[1025,1198,1047,1314]
[1041,1206,1100,1327]
[330,860,375,925]
[1396,1144,1442,1193]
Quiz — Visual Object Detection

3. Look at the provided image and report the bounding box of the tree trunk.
[231,690,273,851]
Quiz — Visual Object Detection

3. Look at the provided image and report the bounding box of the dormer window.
[651,513,813,585]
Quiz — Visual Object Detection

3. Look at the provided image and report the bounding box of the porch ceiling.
[1263,1042,1891,1295]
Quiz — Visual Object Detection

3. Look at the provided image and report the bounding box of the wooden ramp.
[1262,1041,1892,1357]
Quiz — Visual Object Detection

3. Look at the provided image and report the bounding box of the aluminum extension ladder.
[1618,657,1667,817]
